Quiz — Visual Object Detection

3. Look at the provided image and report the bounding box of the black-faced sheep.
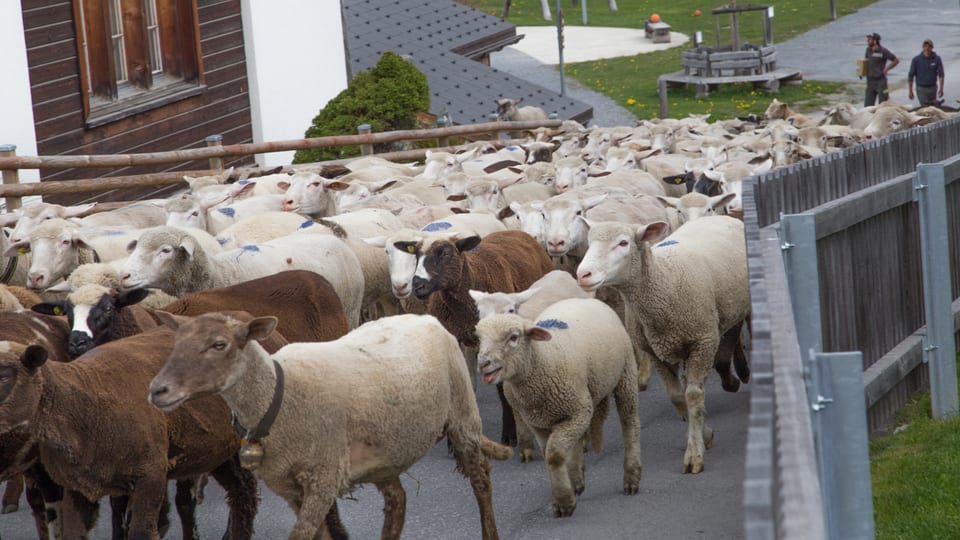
[576,215,751,474]
[0,327,265,539]
[149,312,512,540]
[475,298,641,517]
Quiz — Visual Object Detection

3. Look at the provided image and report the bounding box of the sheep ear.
[179,236,198,258]
[636,221,670,244]
[657,196,680,209]
[468,289,486,303]
[116,288,151,308]
[497,206,516,220]
[126,239,139,254]
[526,327,552,341]
[710,193,737,210]
[578,216,596,230]
[245,316,278,342]
[514,286,540,306]
[2,243,24,257]
[363,236,387,248]
[154,310,186,330]
[22,345,48,372]
[44,280,74,293]
[454,235,481,252]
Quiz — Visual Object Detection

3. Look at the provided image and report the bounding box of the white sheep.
[165,192,286,235]
[575,215,751,474]
[475,298,641,517]
[214,211,311,250]
[42,262,178,309]
[119,226,365,328]
[495,98,548,123]
[469,270,592,321]
[656,192,736,222]
[149,312,511,540]
[6,200,167,249]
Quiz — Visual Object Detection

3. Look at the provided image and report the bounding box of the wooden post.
[205,135,223,170]
[0,144,22,211]
[358,124,373,156]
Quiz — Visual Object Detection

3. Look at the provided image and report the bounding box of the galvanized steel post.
[0,144,22,211]
[779,213,823,406]
[914,163,959,418]
[436,117,449,148]
[357,124,373,156]
[812,351,875,540]
[205,135,223,170]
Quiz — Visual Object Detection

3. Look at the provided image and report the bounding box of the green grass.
[871,387,960,539]
[465,0,877,120]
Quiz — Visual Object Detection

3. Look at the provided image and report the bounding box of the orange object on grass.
[650,13,661,22]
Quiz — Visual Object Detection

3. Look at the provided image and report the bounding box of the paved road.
[1,370,748,539]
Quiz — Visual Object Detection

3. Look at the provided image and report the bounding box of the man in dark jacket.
[862,33,899,107]
[908,38,945,107]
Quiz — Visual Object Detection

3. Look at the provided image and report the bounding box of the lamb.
[475,298,641,517]
[469,270,593,321]
[149,312,511,540]
[165,192,286,235]
[0,326,263,539]
[575,215,751,473]
[495,97,549,123]
[119,226,365,328]
[406,230,554,454]
[763,98,813,127]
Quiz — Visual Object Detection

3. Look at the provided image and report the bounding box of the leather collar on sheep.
[232,359,285,444]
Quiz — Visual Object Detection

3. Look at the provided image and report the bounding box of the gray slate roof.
[342,0,593,125]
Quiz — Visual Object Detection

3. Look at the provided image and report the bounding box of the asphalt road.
[0,366,749,539]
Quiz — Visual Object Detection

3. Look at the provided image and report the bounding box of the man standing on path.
[862,33,899,107]
[908,38,945,107]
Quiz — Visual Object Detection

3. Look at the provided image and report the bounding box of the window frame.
[74,0,206,128]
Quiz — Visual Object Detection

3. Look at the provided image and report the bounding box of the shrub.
[294,52,431,163]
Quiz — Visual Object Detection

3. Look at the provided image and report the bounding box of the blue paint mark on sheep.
[217,208,236,218]
[298,220,315,230]
[535,319,568,330]
[422,222,452,232]
[101,230,127,236]
[655,240,678,248]
[237,179,250,185]
[240,245,260,253]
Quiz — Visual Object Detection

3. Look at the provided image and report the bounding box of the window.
[74,0,205,127]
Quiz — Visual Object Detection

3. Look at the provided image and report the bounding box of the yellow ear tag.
[17,247,27,256]
[54,307,64,316]
[407,245,415,254]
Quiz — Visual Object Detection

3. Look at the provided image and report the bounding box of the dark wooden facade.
[22,0,254,205]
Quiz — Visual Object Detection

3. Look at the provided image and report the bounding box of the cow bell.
[238,440,265,470]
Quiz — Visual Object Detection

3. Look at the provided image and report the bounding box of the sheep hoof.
[721,378,740,392]
[638,382,649,392]
[703,427,715,449]
[519,448,535,463]
[1,503,17,514]
[551,499,577,518]
[624,482,640,495]
[683,455,705,474]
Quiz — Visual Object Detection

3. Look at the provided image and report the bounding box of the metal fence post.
[487,113,501,140]
[813,351,875,540]
[914,163,959,418]
[205,135,223,170]
[0,144,22,211]
[357,124,373,156]
[436,117,449,148]
[779,213,823,406]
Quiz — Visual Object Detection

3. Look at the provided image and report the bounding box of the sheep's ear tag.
[53,306,64,316]
[238,440,264,470]
[406,245,415,254]
[669,176,686,185]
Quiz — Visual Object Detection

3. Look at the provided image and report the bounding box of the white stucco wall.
[0,1,40,183]
[240,0,348,167]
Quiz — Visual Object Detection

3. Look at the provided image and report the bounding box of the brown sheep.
[0,325,266,539]
[32,269,350,359]
[410,229,555,456]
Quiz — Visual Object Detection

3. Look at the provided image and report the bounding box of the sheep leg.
[713,321,743,393]
[613,360,642,494]
[23,473,49,540]
[682,345,715,474]
[652,359,687,420]
[734,317,752,383]
[568,434,587,496]
[447,427,500,540]
[587,396,609,454]
[514,412,536,462]
[544,410,592,518]
[290,473,338,540]
[375,477,406,540]
[209,456,258,540]
[2,475,23,513]
[322,501,348,540]
[123,476,166,540]
[496,383,518,447]
[60,489,101,538]
[173,478,200,540]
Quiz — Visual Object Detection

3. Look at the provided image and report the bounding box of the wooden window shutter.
[81,0,118,99]
[120,0,152,88]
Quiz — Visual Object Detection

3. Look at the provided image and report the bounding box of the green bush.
[294,51,431,163]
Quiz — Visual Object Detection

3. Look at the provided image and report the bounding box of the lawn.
[465,0,878,121]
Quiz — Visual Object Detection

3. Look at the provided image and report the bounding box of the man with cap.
[908,38,945,107]
[862,33,899,107]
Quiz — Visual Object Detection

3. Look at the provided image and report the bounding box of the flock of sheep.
[0,95,946,538]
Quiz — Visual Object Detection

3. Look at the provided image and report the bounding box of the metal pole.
[357,124,373,156]
[829,0,837,20]
[580,0,587,25]
[436,117,449,148]
[0,144,22,211]
[813,351,875,540]
[556,0,566,96]
[914,163,959,419]
[205,135,224,170]
[780,213,823,406]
